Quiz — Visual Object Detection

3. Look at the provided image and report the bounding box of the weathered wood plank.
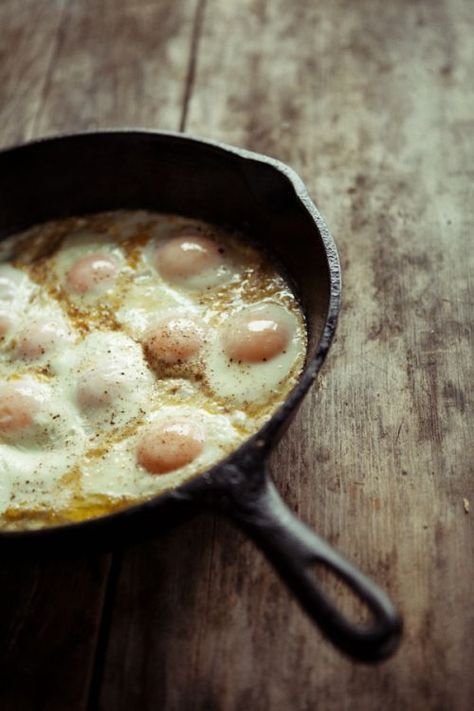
[0,0,67,148]
[32,0,195,135]
[99,0,473,709]
[1,0,472,709]
[0,1,195,709]
[0,555,112,710]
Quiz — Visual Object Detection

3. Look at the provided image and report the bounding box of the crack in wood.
[179,0,207,133]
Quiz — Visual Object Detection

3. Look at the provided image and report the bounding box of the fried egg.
[81,406,240,500]
[205,302,305,406]
[149,231,239,290]
[0,211,306,529]
[69,331,154,432]
[141,308,208,384]
[16,308,75,366]
[52,231,127,301]
[0,294,76,378]
[0,377,84,451]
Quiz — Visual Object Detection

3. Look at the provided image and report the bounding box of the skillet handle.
[220,468,402,662]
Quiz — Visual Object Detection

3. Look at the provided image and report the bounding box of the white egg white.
[0,264,35,302]
[116,275,195,339]
[0,376,85,451]
[144,234,241,292]
[0,377,87,514]
[16,302,75,367]
[66,330,155,432]
[0,458,12,515]
[205,302,305,406]
[0,293,77,380]
[52,231,127,302]
[1,449,81,515]
[80,406,240,500]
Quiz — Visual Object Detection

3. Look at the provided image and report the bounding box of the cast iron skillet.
[0,130,402,662]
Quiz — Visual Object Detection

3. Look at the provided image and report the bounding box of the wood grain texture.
[0,0,473,709]
[0,0,67,148]
[30,0,197,135]
[0,555,112,710]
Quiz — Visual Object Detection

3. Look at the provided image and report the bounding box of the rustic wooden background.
[0,1,472,709]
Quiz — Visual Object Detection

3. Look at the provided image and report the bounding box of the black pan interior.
[0,132,332,356]
[0,131,338,551]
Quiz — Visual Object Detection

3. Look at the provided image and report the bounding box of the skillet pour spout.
[0,129,402,663]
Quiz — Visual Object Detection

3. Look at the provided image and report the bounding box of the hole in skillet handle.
[199,459,402,663]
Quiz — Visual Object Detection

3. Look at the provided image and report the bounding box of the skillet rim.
[0,128,341,542]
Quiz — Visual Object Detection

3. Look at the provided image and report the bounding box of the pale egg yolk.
[144,316,204,366]
[137,420,205,474]
[66,253,118,294]
[0,312,11,338]
[16,321,66,360]
[156,235,224,282]
[0,386,38,436]
[222,308,290,363]
[76,371,119,410]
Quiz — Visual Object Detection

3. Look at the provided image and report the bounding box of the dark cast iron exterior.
[0,130,402,662]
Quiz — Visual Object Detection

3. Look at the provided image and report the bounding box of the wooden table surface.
[0,1,472,709]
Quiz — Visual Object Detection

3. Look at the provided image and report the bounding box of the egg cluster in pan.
[0,211,306,530]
